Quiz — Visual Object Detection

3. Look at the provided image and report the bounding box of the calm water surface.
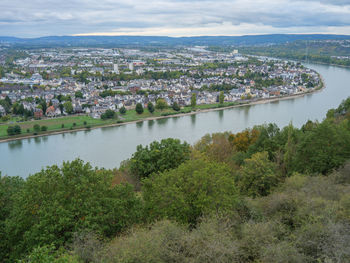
[1,63,350,177]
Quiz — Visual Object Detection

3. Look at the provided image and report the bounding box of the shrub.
[172,102,180,111]
[135,103,144,114]
[119,106,127,114]
[7,125,21,136]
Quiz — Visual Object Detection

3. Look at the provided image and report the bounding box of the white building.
[113,64,119,74]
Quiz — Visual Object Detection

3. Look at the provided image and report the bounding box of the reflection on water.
[8,140,23,150]
[34,137,41,144]
[136,121,144,128]
[148,120,155,129]
[156,118,169,126]
[191,114,196,126]
[218,110,224,121]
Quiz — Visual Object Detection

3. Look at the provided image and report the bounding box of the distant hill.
[1,34,350,48]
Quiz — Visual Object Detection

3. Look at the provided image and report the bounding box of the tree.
[147,102,155,113]
[219,91,225,105]
[294,120,350,175]
[0,175,25,260]
[75,91,83,99]
[130,138,191,179]
[3,159,142,261]
[135,103,144,114]
[63,101,73,114]
[59,104,64,114]
[5,96,12,106]
[7,125,21,136]
[33,124,41,133]
[143,158,239,225]
[191,93,197,108]
[172,102,180,111]
[229,129,260,152]
[155,99,168,110]
[119,106,126,114]
[237,151,279,197]
[101,109,116,120]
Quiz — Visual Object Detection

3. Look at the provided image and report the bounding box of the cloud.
[0,0,350,37]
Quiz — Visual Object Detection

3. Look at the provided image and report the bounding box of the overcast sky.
[1,0,350,37]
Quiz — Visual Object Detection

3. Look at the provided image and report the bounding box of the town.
[0,47,321,120]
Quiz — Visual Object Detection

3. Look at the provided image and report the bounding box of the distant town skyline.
[1,0,350,37]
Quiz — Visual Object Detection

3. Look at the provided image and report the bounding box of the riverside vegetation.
[1,97,350,262]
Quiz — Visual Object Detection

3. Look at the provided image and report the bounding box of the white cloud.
[0,0,350,37]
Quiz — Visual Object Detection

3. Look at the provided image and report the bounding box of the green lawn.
[0,115,116,139]
[0,102,240,140]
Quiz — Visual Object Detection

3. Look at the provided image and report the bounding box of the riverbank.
[0,79,325,143]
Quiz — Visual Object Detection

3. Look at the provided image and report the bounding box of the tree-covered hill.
[1,97,350,262]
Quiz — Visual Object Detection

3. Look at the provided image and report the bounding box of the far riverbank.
[0,78,325,143]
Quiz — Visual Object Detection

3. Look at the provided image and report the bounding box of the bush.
[61,124,65,128]
[172,102,180,111]
[155,99,168,110]
[135,103,144,114]
[33,124,40,132]
[41,125,48,131]
[101,110,116,120]
[147,102,155,113]
[119,106,127,114]
[83,121,87,125]
[7,125,21,136]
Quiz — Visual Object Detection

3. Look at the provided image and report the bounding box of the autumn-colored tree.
[229,129,260,152]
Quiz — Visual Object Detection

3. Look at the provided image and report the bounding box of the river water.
[1,62,350,177]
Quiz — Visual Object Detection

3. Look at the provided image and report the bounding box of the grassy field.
[0,102,240,140]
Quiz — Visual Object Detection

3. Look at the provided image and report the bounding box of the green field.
[0,102,240,140]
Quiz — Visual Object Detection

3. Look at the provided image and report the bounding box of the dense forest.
[1,97,350,262]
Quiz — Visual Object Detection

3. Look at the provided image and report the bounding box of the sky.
[1,0,350,37]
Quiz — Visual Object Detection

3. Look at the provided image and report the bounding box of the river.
[1,62,350,177]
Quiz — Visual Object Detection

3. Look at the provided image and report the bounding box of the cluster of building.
[0,47,320,119]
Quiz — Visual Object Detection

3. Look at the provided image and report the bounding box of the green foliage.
[101,109,116,120]
[219,91,224,104]
[6,125,21,136]
[40,125,48,132]
[155,99,168,110]
[143,158,239,224]
[191,93,197,108]
[135,103,144,114]
[63,101,73,114]
[74,91,83,99]
[172,101,180,111]
[119,106,126,114]
[0,175,25,260]
[130,138,190,179]
[237,151,280,197]
[33,124,41,132]
[3,159,142,261]
[294,120,350,174]
[147,102,155,113]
